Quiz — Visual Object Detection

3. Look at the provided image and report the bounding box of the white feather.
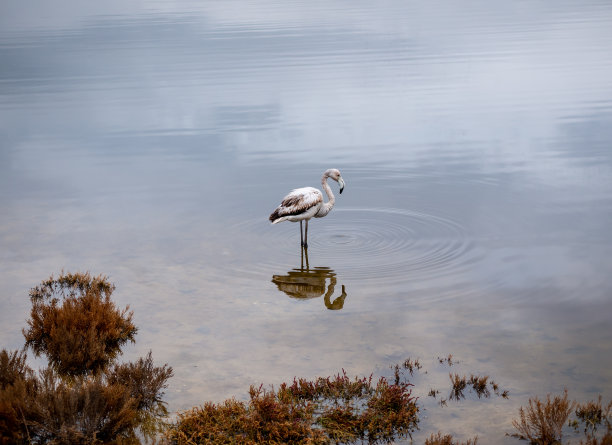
[268,169,345,247]
[269,187,323,223]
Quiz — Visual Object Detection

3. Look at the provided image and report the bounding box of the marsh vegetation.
[165,371,418,444]
[0,272,172,444]
[1,273,611,445]
[511,391,612,445]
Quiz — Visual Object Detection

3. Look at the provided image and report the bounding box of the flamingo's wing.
[269,187,322,222]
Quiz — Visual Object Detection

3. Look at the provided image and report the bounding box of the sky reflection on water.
[1,1,612,442]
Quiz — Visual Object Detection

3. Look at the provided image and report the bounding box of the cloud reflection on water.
[1,1,612,443]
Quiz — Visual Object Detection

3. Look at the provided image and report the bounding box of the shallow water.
[2,1,612,442]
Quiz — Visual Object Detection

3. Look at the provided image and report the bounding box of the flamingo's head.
[325,168,345,194]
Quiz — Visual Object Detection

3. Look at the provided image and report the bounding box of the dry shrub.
[1,272,172,445]
[425,432,478,445]
[166,388,326,445]
[468,374,490,399]
[512,389,575,444]
[575,396,612,445]
[25,367,140,445]
[278,370,374,404]
[317,404,361,444]
[166,371,418,445]
[168,399,251,444]
[0,351,171,445]
[579,433,612,445]
[449,373,468,401]
[0,349,37,444]
[23,272,137,376]
[391,358,422,384]
[107,352,173,413]
[575,396,612,433]
[106,351,174,440]
[360,377,419,443]
[248,385,324,444]
[447,373,502,402]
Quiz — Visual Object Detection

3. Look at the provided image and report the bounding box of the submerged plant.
[446,373,506,401]
[439,355,456,366]
[449,373,468,401]
[425,432,479,445]
[402,357,422,376]
[468,374,490,399]
[429,388,441,398]
[573,396,612,434]
[572,396,612,445]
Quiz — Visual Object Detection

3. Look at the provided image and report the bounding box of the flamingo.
[269,169,345,248]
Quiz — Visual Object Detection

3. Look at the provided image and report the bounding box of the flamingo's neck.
[317,174,335,217]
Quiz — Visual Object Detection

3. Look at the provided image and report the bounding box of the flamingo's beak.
[338,177,345,194]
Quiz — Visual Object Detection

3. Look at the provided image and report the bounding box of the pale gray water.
[1,1,612,442]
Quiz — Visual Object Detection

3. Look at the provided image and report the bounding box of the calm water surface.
[2,1,612,442]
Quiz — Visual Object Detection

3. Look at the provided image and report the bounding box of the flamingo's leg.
[304,220,309,249]
[300,221,304,247]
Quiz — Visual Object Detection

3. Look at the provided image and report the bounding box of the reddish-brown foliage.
[1,272,172,445]
[425,432,478,445]
[0,349,37,444]
[512,389,575,444]
[449,373,468,401]
[166,370,418,445]
[0,351,171,444]
[359,377,419,443]
[166,388,326,445]
[575,396,612,445]
[23,272,137,376]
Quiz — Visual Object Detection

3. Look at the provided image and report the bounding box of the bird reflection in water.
[271,248,347,310]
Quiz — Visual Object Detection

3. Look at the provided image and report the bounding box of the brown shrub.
[166,387,326,445]
[278,370,374,404]
[0,349,38,444]
[425,432,478,445]
[25,367,140,445]
[168,399,252,444]
[317,404,361,444]
[107,351,173,414]
[23,272,137,377]
[2,272,172,445]
[575,396,612,445]
[360,377,419,443]
[512,389,575,444]
[468,374,490,399]
[575,396,612,433]
[449,373,468,401]
[1,351,172,445]
[579,433,612,445]
[166,371,418,445]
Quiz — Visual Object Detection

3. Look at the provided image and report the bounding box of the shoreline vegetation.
[1,272,610,444]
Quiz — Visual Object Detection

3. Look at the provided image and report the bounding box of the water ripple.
[315,208,479,284]
[231,207,481,290]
